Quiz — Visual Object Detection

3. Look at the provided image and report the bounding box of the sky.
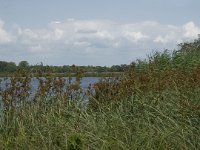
[0,0,200,66]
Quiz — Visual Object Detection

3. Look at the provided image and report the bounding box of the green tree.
[0,61,7,72]
[6,62,17,72]
[18,61,29,69]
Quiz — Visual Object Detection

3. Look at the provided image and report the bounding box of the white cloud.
[30,44,43,53]
[74,41,91,47]
[51,21,61,24]
[54,28,64,40]
[0,19,11,43]
[154,32,178,44]
[123,31,149,42]
[183,21,200,38]
[0,19,200,65]
[95,30,114,40]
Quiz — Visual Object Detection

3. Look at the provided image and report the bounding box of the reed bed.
[0,39,200,149]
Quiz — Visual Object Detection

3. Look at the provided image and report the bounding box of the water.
[1,76,100,89]
[0,77,101,102]
[30,77,100,92]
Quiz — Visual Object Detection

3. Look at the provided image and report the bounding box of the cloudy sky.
[0,0,200,66]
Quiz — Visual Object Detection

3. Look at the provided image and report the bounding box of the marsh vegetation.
[0,38,200,149]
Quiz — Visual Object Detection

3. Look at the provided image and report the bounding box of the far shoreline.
[0,72,123,78]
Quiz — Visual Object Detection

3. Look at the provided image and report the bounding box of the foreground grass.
[0,88,199,149]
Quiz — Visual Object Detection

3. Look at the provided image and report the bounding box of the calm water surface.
[0,77,101,111]
[0,77,100,90]
[0,77,101,103]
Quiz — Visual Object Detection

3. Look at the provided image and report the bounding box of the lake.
[0,77,100,89]
[0,77,101,101]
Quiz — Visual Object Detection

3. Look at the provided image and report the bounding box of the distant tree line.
[0,60,130,75]
[0,61,17,73]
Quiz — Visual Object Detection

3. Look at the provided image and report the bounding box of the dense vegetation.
[0,38,200,149]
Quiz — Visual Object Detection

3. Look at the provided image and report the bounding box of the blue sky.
[0,0,200,66]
